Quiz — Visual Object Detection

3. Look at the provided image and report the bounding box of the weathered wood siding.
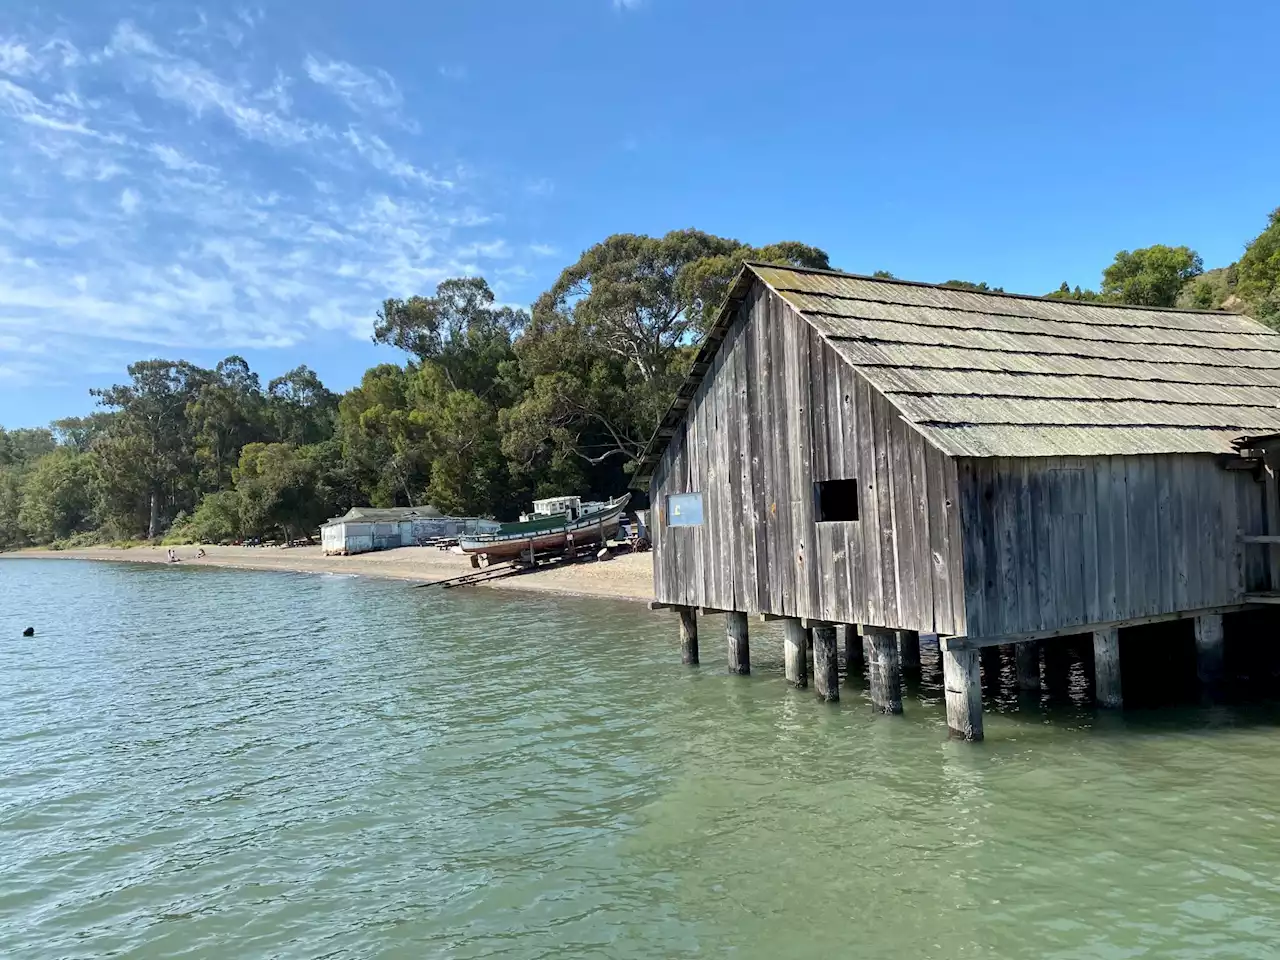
[650,283,965,634]
[956,455,1266,639]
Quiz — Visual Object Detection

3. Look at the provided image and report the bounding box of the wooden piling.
[898,630,921,674]
[941,639,983,741]
[813,626,839,702]
[1014,641,1040,692]
[842,624,863,678]
[1194,613,1225,689]
[783,619,809,688]
[1092,627,1122,708]
[865,627,902,714]
[679,607,699,665]
[726,611,750,675]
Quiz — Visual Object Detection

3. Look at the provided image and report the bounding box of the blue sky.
[2,0,1278,427]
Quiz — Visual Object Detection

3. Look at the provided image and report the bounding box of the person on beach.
[167,548,177,562]
[196,548,206,559]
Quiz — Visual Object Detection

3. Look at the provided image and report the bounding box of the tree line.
[2,206,1278,550]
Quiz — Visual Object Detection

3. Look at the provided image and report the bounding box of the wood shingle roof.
[634,263,1280,482]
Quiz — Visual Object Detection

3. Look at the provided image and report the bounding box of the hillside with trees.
[3,207,1279,551]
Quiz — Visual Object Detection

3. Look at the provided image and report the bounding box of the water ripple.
[2,559,1280,958]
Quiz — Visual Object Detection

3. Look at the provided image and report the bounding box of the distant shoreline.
[1,543,656,604]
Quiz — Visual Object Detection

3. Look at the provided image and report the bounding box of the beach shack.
[632,262,1280,739]
[321,506,498,555]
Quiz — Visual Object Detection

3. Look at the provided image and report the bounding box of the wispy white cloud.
[438,63,467,82]
[0,39,37,76]
[613,0,645,9]
[0,14,544,395]
[344,127,452,190]
[304,54,402,117]
[108,22,323,146]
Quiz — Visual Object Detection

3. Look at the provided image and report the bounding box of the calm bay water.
[2,559,1280,958]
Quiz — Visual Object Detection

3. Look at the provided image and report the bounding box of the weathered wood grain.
[679,607,698,665]
[812,625,839,701]
[865,626,902,714]
[941,640,984,741]
[1092,627,1122,708]
[783,618,809,688]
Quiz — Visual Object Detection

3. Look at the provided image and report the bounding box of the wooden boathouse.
[632,262,1280,740]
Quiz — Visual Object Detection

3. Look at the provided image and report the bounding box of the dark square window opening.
[815,479,859,522]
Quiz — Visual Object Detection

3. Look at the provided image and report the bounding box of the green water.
[2,559,1280,959]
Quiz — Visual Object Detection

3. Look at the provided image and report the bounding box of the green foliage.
[1101,244,1203,307]
[18,449,94,543]
[0,427,56,466]
[941,280,1005,293]
[169,490,243,544]
[234,443,323,542]
[871,270,896,279]
[0,467,26,549]
[1238,208,1280,325]
[375,278,525,397]
[1045,282,1104,302]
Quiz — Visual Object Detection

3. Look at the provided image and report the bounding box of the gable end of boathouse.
[632,263,1280,736]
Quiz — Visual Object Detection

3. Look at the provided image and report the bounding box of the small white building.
[320,505,499,556]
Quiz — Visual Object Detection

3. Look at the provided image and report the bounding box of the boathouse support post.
[865,626,902,714]
[941,638,984,741]
[783,619,809,688]
[842,624,863,679]
[1194,613,1225,690]
[679,607,699,665]
[1015,640,1041,692]
[726,611,750,675]
[898,630,921,676]
[812,626,839,702]
[1092,627,1122,708]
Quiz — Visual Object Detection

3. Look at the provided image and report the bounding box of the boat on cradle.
[457,494,631,564]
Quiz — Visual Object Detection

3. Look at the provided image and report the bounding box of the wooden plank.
[792,314,818,620]
[855,375,885,627]
[1184,456,1207,609]
[770,292,795,615]
[723,315,745,612]
[839,360,865,626]
[944,456,967,635]
[1224,469,1245,600]
[1157,455,1178,614]
[951,602,1259,648]
[1095,456,1118,622]
[870,385,900,627]
[1029,462,1056,632]
[1139,455,1161,616]
[744,290,769,614]
[1014,458,1038,634]
[1110,455,1131,619]
[957,459,986,639]
[908,428,935,633]
[755,287,779,614]
[923,441,949,634]
[994,459,1020,637]
[1081,457,1102,624]
[1242,534,1280,544]
[893,411,922,629]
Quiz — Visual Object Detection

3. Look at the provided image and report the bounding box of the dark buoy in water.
[22,627,34,637]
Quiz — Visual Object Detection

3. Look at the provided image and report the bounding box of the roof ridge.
[744,260,1245,318]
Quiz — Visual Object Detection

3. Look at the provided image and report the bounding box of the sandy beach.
[1,542,656,602]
